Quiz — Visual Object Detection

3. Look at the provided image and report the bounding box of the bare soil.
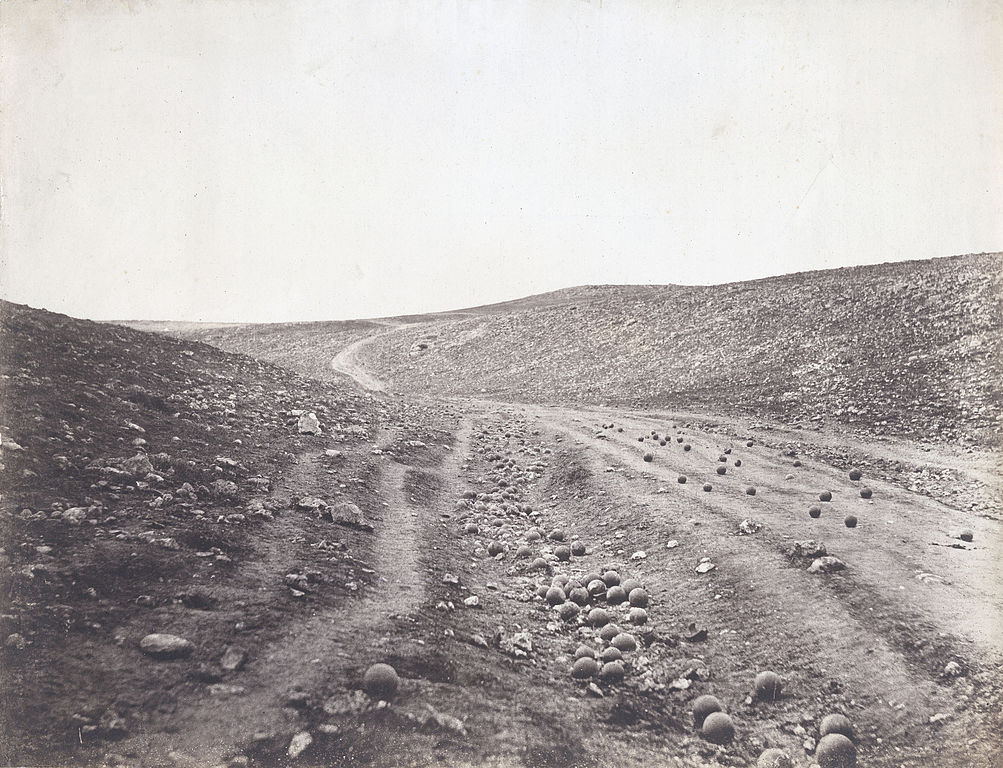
[2,297,1001,768]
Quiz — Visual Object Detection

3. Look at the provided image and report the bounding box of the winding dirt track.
[330,329,395,393]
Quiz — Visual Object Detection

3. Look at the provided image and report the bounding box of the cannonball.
[545,586,566,605]
[571,656,599,679]
[570,540,587,556]
[809,506,822,518]
[643,453,654,463]
[628,607,648,625]
[692,694,723,726]
[815,733,856,767]
[844,515,858,528]
[588,608,611,627]
[701,711,735,744]
[620,578,642,594]
[717,466,727,475]
[859,487,873,499]
[569,587,590,606]
[819,713,854,741]
[587,579,607,597]
[487,541,505,556]
[683,444,692,452]
[602,570,621,587]
[535,584,549,599]
[582,572,602,587]
[734,459,743,467]
[600,646,623,663]
[678,475,687,484]
[551,574,570,588]
[820,491,832,502]
[526,529,542,542]
[599,660,625,683]
[606,586,627,605]
[677,437,684,443]
[574,645,596,659]
[793,460,802,468]
[959,529,974,542]
[464,523,479,534]
[848,468,862,481]
[746,486,756,496]
[611,633,637,652]
[363,663,399,700]
[529,557,550,571]
[557,602,579,621]
[549,528,566,541]
[554,545,571,561]
[719,455,728,462]
[757,748,793,768]
[753,670,782,701]
[746,441,754,447]
[703,483,713,491]
[724,447,732,454]
[515,544,533,558]
[628,588,649,608]
[599,623,621,642]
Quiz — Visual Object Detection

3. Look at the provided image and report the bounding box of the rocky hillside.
[0,301,446,765]
[360,253,1003,445]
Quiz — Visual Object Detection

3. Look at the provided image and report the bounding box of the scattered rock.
[943,661,964,678]
[328,502,374,532]
[297,413,322,434]
[220,646,247,671]
[5,633,27,650]
[807,556,846,574]
[420,704,466,735]
[792,540,827,558]
[287,731,313,759]
[139,633,194,659]
[120,453,155,477]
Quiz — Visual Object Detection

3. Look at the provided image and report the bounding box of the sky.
[1,0,1001,322]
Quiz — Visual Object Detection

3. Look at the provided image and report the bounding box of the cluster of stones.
[551,568,650,686]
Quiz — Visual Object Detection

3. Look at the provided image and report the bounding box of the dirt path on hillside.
[330,331,395,392]
[116,420,472,766]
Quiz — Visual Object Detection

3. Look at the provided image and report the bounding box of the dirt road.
[316,351,1003,767]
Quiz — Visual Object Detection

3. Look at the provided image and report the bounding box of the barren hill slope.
[360,253,1003,445]
[0,301,454,765]
[124,288,597,385]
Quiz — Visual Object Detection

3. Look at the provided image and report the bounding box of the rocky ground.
[2,253,1001,768]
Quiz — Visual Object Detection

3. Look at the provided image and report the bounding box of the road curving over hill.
[330,332,391,392]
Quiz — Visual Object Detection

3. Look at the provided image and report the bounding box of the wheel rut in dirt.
[116,419,472,765]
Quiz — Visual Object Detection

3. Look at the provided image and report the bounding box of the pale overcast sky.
[2,0,1000,322]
